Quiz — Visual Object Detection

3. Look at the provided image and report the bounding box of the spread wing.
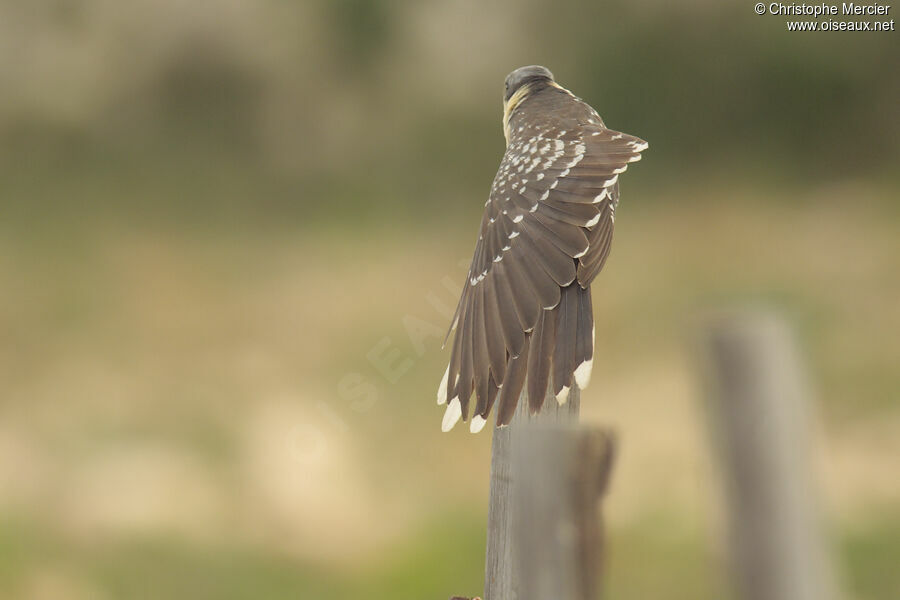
[438,87,647,431]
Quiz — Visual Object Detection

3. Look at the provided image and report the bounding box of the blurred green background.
[1,1,898,599]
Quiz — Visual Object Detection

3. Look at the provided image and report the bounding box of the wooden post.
[484,387,578,600]
[513,425,615,600]
[483,387,615,600]
[701,311,836,600]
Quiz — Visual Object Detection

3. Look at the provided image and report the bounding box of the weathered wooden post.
[701,310,837,600]
[482,386,615,600]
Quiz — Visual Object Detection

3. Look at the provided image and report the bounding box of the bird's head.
[502,65,555,143]
[503,65,554,102]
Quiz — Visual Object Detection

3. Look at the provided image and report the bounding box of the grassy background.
[1,1,898,599]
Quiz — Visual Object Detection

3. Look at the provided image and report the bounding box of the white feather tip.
[441,398,462,432]
[436,365,449,405]
[469,415,487,434]
[574,358,593,389]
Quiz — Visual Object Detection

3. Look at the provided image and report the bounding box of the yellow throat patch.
[503,84,533,145]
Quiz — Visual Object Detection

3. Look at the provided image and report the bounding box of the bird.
[437,65,647,433]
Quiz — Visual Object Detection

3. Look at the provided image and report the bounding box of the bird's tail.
[494,283,594,426]
[549,283,594,406]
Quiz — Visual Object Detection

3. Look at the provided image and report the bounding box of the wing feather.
[529,212,590,257]
[527,308,557,413]
[500,258,541,332]
[481,278,509,382]
[537,199,602,227]
[520,228,577,287]
[518,249,562,309]
[471,285,491,416]
[552,284,579,397]
[454,302,475,419]
[490,267,526,357]
[496,336,530,426]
